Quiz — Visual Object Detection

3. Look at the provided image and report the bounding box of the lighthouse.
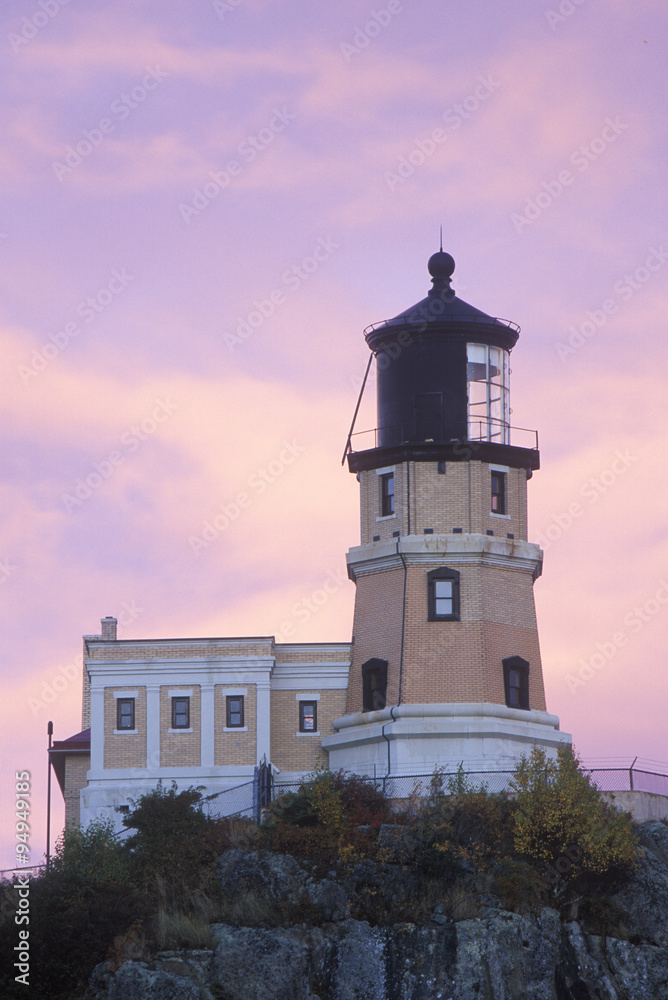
[323,248,571,775]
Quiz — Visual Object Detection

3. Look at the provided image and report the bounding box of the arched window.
[503,656,530,710]
[362,658,388,712]
[427,568,460,622]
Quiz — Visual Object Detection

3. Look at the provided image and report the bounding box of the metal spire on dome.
[427,242,455,299]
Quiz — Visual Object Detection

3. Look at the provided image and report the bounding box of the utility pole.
[46,721,53,869]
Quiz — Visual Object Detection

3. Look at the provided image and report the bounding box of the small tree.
[49,817,130,904]
[510,745,638,888]
[416,765,513,876]
[122,781,213,881]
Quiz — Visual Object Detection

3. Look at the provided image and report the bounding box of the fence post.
[253,765,260,824]
[629,756,637,792]
[253,758,272,823]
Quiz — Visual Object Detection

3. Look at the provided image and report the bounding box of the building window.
[379,472,394,517]
[171,696,190,729]
[428,568,460,621]
[226,695,244,728]
[467,342,510,444]
[116,698,135,730]
[503,656,530,710]
[491,470,506,514]
[362,658,388,712]
[299,701,317,733]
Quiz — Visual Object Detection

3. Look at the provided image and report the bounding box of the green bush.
[510,745,639,892]
[413,766,515,878]
[0,822,144,1000]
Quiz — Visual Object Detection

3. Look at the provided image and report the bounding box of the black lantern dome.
[347,250,538,474]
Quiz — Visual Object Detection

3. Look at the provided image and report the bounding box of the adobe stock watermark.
[29,603,143,714]
[1,558,17,585]
[52,68,169,181]
[566,580,668,694]
[14,770,32,987]
[511,118,629,234]
[340,0,403,62]
[8,0,71,55]
[386,75,501,191]
[178,107,295,223]
[61,398,178,513]
[213,0,244,20]
[189,440,305,554]
[535,449,637,551]
[274,567,349,642]
[545,0,588,31]
[554,246,668,359]
[224,236,340,350]
[18,268,135,384]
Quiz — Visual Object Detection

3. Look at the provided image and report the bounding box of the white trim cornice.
[346,534,542,580]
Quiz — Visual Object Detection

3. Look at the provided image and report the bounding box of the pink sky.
[1,0,666,871]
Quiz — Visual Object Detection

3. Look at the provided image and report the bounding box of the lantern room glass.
[467,343,510,444]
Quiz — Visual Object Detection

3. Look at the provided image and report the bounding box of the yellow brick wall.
[63,754,90,827]
[400,561,544,707]
[360,463,406,543]
[270,689,347,771]
[347,565,405,714]
[82,643,91,730]
[481,622,546,711]
[359,461,528,542]
[87,640,274,661]
[104,687,147,769]
[214,684,257,766]
[274,644,350,664]
[348,554,545,711]
[160,685,200,768]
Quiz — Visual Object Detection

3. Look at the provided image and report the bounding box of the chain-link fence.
[272,770,516,804]
[201,761,668,823]
[204,780,255,820]
[587,767,668,796]
[273,763,668,807]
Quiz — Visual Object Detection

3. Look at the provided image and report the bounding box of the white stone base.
[322,703,571,778]
[81,769,256,833]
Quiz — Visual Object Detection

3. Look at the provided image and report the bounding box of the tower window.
[299,701,317,733]
[171,696,190,729]
[226,695,244,728]
[428,568,460,621]
[503,656,530,710]
[116,698,135,730]
[362,658,388,712]
[380,473,394,516]
[491,470,506,514]
[467,343,510,444]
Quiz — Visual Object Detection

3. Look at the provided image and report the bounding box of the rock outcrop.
[84,822,668,1000]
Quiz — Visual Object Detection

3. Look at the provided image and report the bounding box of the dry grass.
[153,910,214,950]
[148,874,219,948]
[224,816,262,851]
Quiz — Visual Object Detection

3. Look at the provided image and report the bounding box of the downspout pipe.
[398,547,407,707]
[381,706,398,778]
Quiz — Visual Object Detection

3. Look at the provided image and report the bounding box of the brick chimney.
[100,616,118,641]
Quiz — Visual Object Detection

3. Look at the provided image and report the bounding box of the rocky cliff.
[84,820,668,1000]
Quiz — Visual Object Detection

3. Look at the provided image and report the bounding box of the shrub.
[121,780,227,890]
[48,817,130,903]
[413,766,515,878]
[510,745,639,891]
[0,824,145,1000]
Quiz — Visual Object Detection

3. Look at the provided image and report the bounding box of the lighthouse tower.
[323,249,571,775]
